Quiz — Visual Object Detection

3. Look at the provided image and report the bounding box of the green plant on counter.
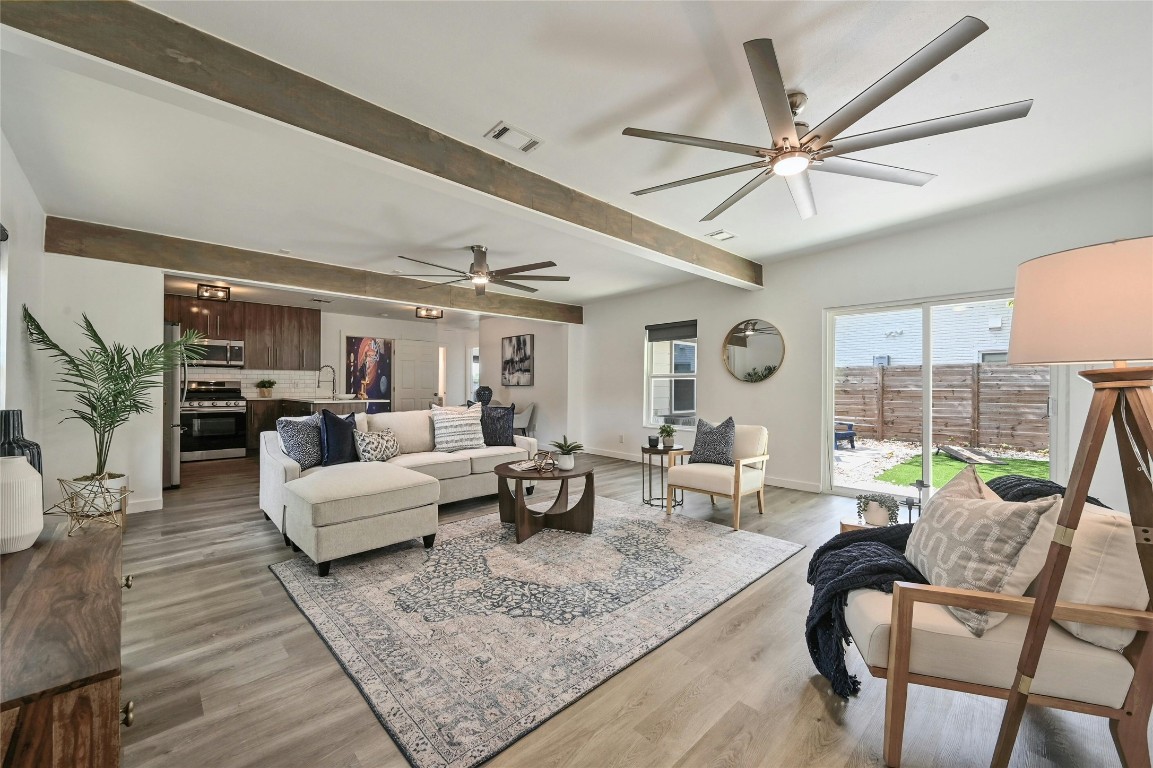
[256,379,277,389]
[549,435,585,455]
[22,305,205,478]
[657,424,677,439]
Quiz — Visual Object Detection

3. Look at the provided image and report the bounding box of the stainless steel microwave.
[194,339,245,367]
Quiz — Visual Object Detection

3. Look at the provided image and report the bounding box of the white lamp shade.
[1008,237,1153,365]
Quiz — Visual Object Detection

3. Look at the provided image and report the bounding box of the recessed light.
[279,248,292,254]
[705,229,737,242]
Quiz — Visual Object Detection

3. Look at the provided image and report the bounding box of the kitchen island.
[245,398,391,451]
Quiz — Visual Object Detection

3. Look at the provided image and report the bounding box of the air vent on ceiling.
[705,229,737,242]
[310,298,333,304]
[484,121,542,153]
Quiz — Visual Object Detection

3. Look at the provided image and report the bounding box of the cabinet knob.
[122,574,133,589]
[120,700,135,727]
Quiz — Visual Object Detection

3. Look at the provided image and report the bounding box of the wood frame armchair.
[664,425,770,530]
[875,582,1153,768]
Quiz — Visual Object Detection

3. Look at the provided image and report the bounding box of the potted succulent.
[658,423,677,448]
[548,435,584,471]
[256,379,277,398]
[22,306,204,510]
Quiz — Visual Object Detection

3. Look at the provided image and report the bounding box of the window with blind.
[645,320,697,427]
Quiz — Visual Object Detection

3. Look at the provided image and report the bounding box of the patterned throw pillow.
[689,417,735,466]
[905,467,1060,636]
[276,414,322,470]
[480,404,515,447]
[353,428,401,462]
[429,404,486,452]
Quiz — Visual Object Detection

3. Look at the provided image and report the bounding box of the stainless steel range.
[180,380,247,461]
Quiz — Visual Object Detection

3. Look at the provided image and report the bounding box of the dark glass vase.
[0,410,42,475]
[474,386,493,406]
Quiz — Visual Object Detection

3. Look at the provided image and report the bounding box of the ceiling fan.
[731,320,780,339]
[394,245,571,297]
[623,16,1032,222]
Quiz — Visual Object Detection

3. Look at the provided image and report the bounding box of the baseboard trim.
[128,496,162,514]
[586,448,640,463]
[763,476,821,494]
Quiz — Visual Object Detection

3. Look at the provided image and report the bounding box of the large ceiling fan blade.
[812,156,935,186]
[631,161,769,196]
[418,278,471,289]
[784,171,817,220]
[623,128,768,157]
[801,16,988,151]
[398,254,468,275]
[701,169,775,222]
[490,261,557,276]
[489,278,538,293]
[820,100,1033,158]
[494,275,570,281]
[743,39,799,146]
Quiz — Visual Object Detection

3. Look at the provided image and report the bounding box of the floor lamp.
[992,237,1153,767]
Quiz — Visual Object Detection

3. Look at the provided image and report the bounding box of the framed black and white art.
[501,334,534,386]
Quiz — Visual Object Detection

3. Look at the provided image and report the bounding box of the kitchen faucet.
[318,364,337,399]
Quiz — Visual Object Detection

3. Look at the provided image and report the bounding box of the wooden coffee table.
[494,458,595,544]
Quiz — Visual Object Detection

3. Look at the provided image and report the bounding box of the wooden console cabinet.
[1,521,128,767]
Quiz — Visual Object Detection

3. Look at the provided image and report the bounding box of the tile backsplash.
[186,368,340,399]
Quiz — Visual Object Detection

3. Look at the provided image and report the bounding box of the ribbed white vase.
[1,456,43,554]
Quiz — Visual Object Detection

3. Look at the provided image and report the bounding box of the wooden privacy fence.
[835,363,1050,450]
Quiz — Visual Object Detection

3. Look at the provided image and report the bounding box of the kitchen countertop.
[247,397,390,404]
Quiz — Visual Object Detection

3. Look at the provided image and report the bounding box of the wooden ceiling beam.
[2,0,763,289]
[44,217,583,324]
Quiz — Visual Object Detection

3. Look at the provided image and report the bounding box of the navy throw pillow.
[320,410,359,466]
[689,417,736,466]
[480,404,516,447]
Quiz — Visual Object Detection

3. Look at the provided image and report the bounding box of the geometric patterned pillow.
[429,404,485,452]
[353,428,401,462]
[275,414,322,470]
[688,417,735,466]
[905,468,1060,637]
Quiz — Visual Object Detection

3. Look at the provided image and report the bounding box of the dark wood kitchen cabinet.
[166,295,245,340]
[243,303,319,371]
[246,400,282,451]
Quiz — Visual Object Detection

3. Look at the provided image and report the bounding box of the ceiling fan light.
[771,151,810,176]
[471,274,489,285]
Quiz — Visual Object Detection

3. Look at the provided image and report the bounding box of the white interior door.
[393,339,440,411]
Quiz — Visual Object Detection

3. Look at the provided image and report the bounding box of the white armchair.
[665,424,769,530]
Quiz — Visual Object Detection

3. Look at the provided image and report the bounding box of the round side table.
[641,444,685,508]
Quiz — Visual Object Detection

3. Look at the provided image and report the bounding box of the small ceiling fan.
[394,245,570,297]
[623,16,1032,221]
[731,320,780,339]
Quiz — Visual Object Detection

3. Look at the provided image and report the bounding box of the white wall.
[0,131,46,436]
[33,254,165,512]
[478,316,569,445]
[577,172,1153,494]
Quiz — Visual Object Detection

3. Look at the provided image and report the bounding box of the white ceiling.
[3,1,1152,308]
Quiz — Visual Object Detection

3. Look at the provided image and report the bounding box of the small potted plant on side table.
[549,435,584,471]
[256,379,276,398]
[658,423,677,448]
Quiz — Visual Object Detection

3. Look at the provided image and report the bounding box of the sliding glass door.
[830,295,1051,502]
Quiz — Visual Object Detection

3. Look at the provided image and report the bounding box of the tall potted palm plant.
[22,306,204,496]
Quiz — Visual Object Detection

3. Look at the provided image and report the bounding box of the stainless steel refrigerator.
[162,323,187,489]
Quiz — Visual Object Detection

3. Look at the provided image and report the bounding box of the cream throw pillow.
[905,467,1060,636]
[1016,503,1150,650]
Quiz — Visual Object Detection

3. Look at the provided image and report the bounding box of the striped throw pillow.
[430,404,485,452]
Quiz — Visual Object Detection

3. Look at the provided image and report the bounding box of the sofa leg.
[291,542,300,552]
[423,533,436,549]
[317,561,330,577]
[282,532,291,547]
[263,511,270,521]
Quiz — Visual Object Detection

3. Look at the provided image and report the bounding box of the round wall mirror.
[724,320,785,382]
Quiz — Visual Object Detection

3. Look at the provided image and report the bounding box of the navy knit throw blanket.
[805,524,926,698]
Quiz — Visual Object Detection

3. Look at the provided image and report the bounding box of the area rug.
[270,496,802,768]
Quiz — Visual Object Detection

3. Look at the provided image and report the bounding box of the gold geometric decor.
[49,477,130,536]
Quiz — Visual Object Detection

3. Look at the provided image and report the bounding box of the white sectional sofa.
[260,409,536,574]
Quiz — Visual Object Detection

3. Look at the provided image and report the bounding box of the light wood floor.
[121,455,1126,768]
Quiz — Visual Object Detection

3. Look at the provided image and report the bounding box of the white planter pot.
[556,454,575,471]
[1,456,43,554]
[864,500,891,526]
[71,472,130,516]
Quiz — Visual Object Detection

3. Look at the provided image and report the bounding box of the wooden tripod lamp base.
[992,237,1153,768]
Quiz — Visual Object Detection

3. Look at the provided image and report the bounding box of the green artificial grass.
[875,453,1049,487]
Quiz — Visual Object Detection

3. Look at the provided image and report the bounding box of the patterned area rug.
[270,496,802,768]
